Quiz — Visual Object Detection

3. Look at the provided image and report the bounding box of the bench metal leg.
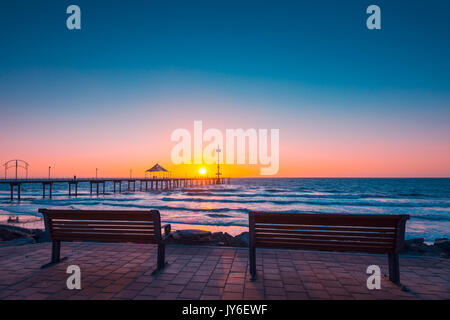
[249,246,257,281]
[388,253,400,285]
[41,240,67,269]
[152,243,168,275]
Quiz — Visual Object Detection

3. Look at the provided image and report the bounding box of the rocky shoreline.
[0,224,448,258]
[403,238,450,259]
[0,225,50,246]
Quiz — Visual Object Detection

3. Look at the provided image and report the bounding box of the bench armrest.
[161,224,172,242]
[162,224,171,236]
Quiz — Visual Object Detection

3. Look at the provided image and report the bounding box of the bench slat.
[254,213,402,227]
[255,239,394,249]
[254,228,395,238]
[254,224,395,233]
[40,210,155,221]
[48,214,153,221]
[50,233,158,244]
[52,230,155,237]
[42,209,156,215]
[51,224,155,231]
[50,220,155,227]
[255,236,394,244]
[255,233,395,243]
[53,228,155,235]
[253,240,394,253]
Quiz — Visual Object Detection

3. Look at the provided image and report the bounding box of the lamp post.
[48,166,51,179]
[216,145,222,183]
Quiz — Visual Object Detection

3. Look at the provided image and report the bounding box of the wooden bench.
[248,212,409,284]
[38,209,171,273]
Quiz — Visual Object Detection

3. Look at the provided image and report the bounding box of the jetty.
[0,177,231,200]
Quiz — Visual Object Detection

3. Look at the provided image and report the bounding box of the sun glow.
[199,167,207,175]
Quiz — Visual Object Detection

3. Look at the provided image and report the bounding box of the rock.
[0,229,22,241]
[0,224,46,246]
[404,238,425,249]
[402,238,430,254]
[230,232,249,247]
[211,232,233,246]
[401,237,450,258]
[405,238,424,245]
[209,232,248,247]
[0,226,31,241]
[0,237,36,247]
[434,238,450,250]
[33,230,51,243]
[171,229,211,243]
[434,238,450,258]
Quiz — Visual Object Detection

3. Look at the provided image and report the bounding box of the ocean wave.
[207,213,232,218]
[100,202,249,214]
[182,192,362,198]
[181,188,241,193]
[159,196,450,209]
[180,191,407,200]
[1,178,449,241]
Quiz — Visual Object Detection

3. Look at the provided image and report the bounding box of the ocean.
[0,178,449,242]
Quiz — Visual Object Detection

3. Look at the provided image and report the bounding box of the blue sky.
[1,0,449,91]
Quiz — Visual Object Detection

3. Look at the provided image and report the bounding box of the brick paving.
[0,242,448,300]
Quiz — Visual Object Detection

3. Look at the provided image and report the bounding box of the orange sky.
[2,115,449,178]
[1,87,449,178]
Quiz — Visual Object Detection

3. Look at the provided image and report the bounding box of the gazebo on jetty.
[145,163,169,179]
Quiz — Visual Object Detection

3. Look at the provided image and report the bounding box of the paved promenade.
[0,242,448,300]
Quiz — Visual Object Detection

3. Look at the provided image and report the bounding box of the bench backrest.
[39,209,162,244]
[249,212,409,254]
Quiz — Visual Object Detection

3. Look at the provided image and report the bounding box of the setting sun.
[199,167,207,175]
